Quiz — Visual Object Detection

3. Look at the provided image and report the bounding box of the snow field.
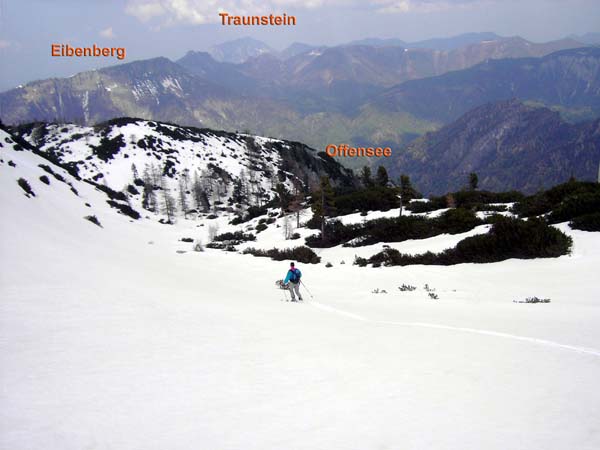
[2,135,600,450]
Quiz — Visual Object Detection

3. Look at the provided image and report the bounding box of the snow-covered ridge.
[22,121,278,186]
[13,119,354,222]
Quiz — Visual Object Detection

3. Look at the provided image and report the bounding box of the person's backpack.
[289,268,301,283]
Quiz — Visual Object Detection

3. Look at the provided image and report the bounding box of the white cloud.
[373,0,484,14]
[99,27,116,39]
[124,0,344,25]
[122,0,531,26]
[125,1,167,23]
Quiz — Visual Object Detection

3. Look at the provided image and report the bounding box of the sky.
[0,0,599,91]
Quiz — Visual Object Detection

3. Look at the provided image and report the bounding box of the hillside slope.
[376,47,600,123]
[8,119,356,221]
[386,100,600,195]
[0,57,301,135]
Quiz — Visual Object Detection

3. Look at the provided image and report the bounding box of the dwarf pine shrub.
[569,213,600,231]
[243,246,320,264]
[364,217,572,266]
[17,178,35,197]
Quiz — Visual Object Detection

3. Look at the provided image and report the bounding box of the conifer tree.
[469,172,479,191]
[275,183,292,213]
[311,176,336,243]
[245,136,262,172]
[360,166,373,188]
[400,174,418,201]
[376,166,389,187]
[231,178,246,206]
[192,171,211,213]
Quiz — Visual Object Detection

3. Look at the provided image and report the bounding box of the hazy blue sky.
[0,0,599,91]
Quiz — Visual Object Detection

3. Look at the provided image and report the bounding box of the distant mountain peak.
[208,37,275,64]
[344,37,407,48]
[280,42,320,59]
[407,32,504,50]
[568,32,600,45]
[181,50,214,60]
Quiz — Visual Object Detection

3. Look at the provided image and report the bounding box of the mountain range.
[210,32,585,63]
[1,32,599,190]
[376,46,600,124]
[1,35,595,158]
[385,100,600,195]
[194,35,585,94]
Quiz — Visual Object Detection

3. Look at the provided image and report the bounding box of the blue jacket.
[284,268,302,284]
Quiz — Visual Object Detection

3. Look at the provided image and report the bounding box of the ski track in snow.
[310,301,600,358]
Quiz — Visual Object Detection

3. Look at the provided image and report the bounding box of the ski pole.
[300,281,314,299]
[277,280,289,301]
[283,282,291,301]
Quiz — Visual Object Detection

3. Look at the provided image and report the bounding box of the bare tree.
[192,171,202,209]
[192,171,210,212]
[161,177,177,224]
[150,163,161,188]
[283,215,293,240]
[131,163,139,181]
[200,169,214,199]
[178,177,189,218]
[142,165,158,212]
[239,170,249,203]
[248,170,258,206]
[181,168,190,190]
[289,180,304,228]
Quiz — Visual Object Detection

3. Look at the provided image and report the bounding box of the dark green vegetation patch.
[360,217,572,267]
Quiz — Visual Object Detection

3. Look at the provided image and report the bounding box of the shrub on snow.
[243,246,320,264]
[17,178,35,197]
[364,217,572,266]
[569,212,600,232]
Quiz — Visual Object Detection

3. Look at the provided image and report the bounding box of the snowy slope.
[20,121,278,189]
[13,119,354,222]
[2,129,600,450]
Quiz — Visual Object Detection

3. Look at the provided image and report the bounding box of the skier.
[283,262,303,302]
